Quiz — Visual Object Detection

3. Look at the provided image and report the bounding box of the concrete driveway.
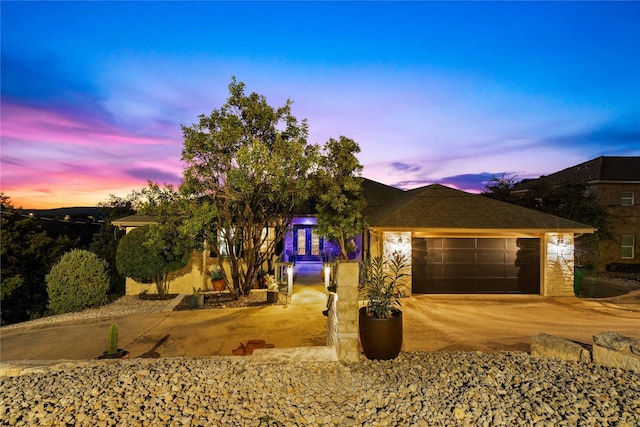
[402,292,640,353]
[2,263,639,362]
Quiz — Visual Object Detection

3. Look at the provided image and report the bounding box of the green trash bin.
[574,266,588,296]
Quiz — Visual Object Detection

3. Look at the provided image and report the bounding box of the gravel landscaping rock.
[1,352,639,426]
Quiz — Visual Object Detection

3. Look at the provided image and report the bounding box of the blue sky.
[2,1,639,208]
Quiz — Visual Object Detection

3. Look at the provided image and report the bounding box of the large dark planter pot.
[359,306,403,360]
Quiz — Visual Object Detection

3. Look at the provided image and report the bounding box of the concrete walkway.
[2,262,640,362]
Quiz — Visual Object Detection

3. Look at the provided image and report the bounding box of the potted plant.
[191,287,204,308]
[265,274,279,303]
[101,323,129,359]
[210,264,225,292]
[359,251,409,360]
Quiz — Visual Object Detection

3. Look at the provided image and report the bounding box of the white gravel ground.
[1,352,639,426]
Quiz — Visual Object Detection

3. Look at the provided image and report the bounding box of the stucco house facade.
[114,179,594,297]
[512,156,640,270]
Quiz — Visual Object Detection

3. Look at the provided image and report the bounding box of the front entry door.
[294,226,322,261]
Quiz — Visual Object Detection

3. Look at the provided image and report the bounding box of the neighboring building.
[512,156,640,270]
[113,179,595,297]
[112,215,157,231]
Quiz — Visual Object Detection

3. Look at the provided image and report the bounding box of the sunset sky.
[2,1,639,209]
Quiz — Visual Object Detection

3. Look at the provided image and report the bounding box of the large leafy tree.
[1,194,52,324]
[180,77,316,297]
[314,136,367,259]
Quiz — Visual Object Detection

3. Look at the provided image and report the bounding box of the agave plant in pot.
[359,251,409,360]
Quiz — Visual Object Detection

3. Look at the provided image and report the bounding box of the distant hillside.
[21,207,106,220]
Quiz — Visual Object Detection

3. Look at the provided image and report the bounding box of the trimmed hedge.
[46,249,109,314]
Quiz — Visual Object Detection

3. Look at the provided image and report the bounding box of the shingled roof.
[514,156,640,190]
[362,178,405,216]
[367,184,594,232]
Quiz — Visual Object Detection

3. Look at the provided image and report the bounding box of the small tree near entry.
[180,77,316,298]
[116,225,190,296]
[314,136,366,260]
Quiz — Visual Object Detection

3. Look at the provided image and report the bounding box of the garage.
[411,237,540,294]
[365,183,595,296]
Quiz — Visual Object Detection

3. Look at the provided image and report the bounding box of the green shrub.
[46,249,109,314]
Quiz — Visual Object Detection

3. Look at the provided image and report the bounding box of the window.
[621,191,634,206]
[621,235,635,259]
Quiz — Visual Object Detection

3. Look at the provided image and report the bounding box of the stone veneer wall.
[543,232,575,296]
[327,261,360,362]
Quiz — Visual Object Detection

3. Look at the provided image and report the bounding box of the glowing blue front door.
[293,226,322,261]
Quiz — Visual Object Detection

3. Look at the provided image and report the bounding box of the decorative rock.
[593,331,639,352]
[1,352,640,425]
[593,345,640,372]
[531,333,591,363]
[592,332,640,372]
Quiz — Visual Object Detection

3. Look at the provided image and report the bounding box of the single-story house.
[362,181,594,297]
[113,179,594,297]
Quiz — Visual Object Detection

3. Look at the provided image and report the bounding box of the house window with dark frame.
[621,191,634,206]
[621,235,635,259]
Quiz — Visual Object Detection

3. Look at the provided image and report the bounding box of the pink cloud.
[1,100,184,208]
[2,102,178,147]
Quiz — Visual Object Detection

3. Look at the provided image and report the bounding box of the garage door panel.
[425,252,443,263]
[425,265,443,278]
[477,238,505,250]
[444,238,474,249]
[475,264,507,277]
[477,251,506,263]
[443,252,475,263]
[426,238,443,249]
[443,264,474,278]
[505,265,520,277]
[412,237,540,294]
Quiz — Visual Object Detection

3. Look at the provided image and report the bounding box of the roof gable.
[515,156,640,190]
[362,178,406,214]
[368,184,594,232]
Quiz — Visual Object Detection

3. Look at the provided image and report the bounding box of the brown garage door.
[412,237,540,294]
